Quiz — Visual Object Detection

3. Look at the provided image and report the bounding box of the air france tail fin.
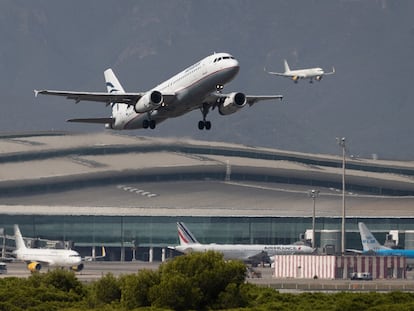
[14,225,27,250]
[283,60,291,73]
[177,222,199,246]
[358,222,389,252]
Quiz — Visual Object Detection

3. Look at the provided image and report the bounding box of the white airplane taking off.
[171,222,314,262]
[265,59,335,83]
[13,225,83,272]
[35,52,283,130]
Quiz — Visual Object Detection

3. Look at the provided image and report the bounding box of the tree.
[120,269,160,309]
[153,251,246,310]
[89,273,121,306]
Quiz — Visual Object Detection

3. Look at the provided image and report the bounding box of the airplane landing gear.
[143,119,156,129]
[142,111,157,129]
[198,103,212,130]
[198,120,211,130]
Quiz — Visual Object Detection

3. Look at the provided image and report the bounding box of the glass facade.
[1,214,413,261]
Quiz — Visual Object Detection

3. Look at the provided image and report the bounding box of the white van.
[350,272,372,280]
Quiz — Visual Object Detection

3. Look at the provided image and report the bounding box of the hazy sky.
[1,0,414,160]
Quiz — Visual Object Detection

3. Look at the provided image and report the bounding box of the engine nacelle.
[27,262,42,272]
[70,263,84,272]
[134,90,163,113]
[218,92,247,116]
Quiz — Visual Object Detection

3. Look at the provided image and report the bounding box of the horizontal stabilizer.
[67,118,115,124]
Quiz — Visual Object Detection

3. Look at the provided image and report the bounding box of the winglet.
[34,90,39,98]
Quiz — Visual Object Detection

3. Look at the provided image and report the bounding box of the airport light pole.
[308,189,320,249]
[336,137,346,255]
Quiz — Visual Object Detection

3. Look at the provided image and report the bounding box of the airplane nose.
[233,59,240,70]
[231,59,240,74]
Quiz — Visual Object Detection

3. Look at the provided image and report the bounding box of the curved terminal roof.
[0,132,413,218]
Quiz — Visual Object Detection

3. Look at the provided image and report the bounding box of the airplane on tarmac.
[358,222,414,258]
[34,52,283,130]
[171,222,314,262]
[12,225,84,272]
[265,59,335,83]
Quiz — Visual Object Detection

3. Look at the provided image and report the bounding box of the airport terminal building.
[0,132,413,261]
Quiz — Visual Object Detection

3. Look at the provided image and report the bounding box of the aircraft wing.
[264,67,291,77]
[324,67,336,75]
[345,248,363,254]
[34,90,177,105]
[206,92,283,108]
[67,118,115,124]
[247,251,270,262]
[35,90,143,104]
[245,95,283,106]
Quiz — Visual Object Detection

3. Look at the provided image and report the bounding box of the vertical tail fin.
[358,222,388,252]
[283,60,291,73]
[104,68,125,120]
[14,225,27,250]
[104,69,125,94]
[177,222,199,245]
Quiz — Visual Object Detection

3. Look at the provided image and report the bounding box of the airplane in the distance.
[358,222,414,258]
[35,52,283,130]
[265,59,335,83]
[171,222,314,263]
[13,225,84,272]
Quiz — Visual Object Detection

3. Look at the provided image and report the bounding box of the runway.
[2,261,414,292]
[0,261,160,282]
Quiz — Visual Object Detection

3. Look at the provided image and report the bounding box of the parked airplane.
[13,225,84,272]
[34,52,283,130]
[171,222,314,262]
[265,59,335,83]
[358,222,414,258]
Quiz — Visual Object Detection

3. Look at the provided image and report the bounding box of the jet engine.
[218,92,247,115]
[70,263,84,272]
[134,90,163,113]
[27,262,42,272]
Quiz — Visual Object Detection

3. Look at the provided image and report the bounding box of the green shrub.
[120,269,160,309]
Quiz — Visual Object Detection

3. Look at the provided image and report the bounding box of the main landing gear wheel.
[143,119,156,129]
[198,120,211,130]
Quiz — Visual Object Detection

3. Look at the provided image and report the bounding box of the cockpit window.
[213,56,234,63]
